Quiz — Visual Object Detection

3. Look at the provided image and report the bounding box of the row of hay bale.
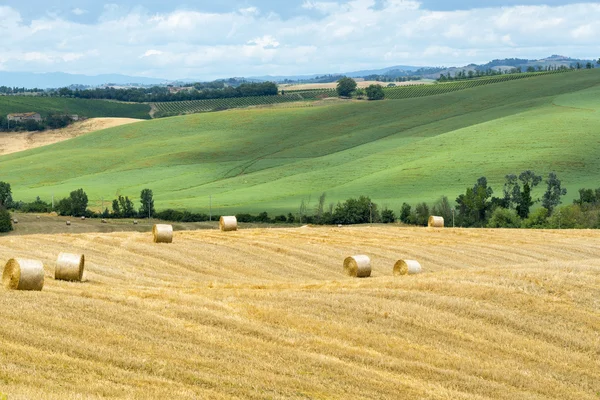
[152,217,238,244]
[2,253,85,291]
[344,255,422,278]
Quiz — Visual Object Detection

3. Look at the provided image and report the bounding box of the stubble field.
[1,226,599,399]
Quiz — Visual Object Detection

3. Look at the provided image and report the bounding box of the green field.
[152,90,334,116]
[0,96,151,119]
[1,69,599,214]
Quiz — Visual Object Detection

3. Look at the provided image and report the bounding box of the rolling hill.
[0,69,599,214]
[0,96,151,120]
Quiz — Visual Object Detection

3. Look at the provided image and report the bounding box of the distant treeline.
[438,63,592,82]
[46,82,279,103]
[0,114,73,132]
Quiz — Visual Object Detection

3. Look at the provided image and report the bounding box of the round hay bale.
[101,219,107,224]
[153,224,173,243]
[55,253,85,282]
[66,220,71,226]
[428,216,444,228]
[133,220,138,225]
[219,216,238,232]
[394,260,422,276]
[36,215,41,220]
[2,258,45,291]
[12,218,18,224]
[81,216,86,220]
[343,255,371,278]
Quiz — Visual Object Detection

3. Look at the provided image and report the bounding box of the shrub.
[0,207,12,233]
[487,207,521,228]
[522,208,549,229]
[381,209,396,223]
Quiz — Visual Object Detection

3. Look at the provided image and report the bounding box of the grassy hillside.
[1,227,599,398]
[0,69,599,214]
[0,96,151,119]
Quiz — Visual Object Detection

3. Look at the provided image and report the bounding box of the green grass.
[0,96,151,119]
[1,69,599,214]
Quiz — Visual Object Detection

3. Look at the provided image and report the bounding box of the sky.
[0,0,598,80]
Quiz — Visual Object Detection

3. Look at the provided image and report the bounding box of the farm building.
[7,112,42,122]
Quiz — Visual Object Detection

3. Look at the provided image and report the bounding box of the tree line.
[0,114,73,132]
[3,170,600,232]
[47,82,279,103]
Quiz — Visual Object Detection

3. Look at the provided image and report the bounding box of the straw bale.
[219,216,238,232]
[2,258,44,291]
[12,218,18,224]
[101,219,107,224]
[55,253,85,282]
[428,216,444,228]
[81,216,86,220]
[133,220,138,225]
[66,220,71,226]
[153,224,173,243]
[394,260,422,276]
[343,255,371,278]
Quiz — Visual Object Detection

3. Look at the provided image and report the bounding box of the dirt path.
[0,117,143,156]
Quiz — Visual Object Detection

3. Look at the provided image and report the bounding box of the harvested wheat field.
[0,226,599,399]
[0,118,142,156]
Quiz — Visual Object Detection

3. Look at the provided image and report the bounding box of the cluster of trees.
[0,86,43,94]
[0,114,73,132]
[49,82,278,103]
[336,78,385,100]
[400,171,571,228]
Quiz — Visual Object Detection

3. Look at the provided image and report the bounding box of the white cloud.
[0,2,598,79]
[140,49,163,58]
[72,8,87,16]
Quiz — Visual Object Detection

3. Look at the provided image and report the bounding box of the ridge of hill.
[0,69,599,214]
[0,96,151,120]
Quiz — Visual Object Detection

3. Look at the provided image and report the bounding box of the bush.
[546,204,587,229]
[381,209,395,223]
[366,84,385,100]
[487,207,521,228]
[0,207,12,233]
[274,215,287,223]
[522,208,549,229]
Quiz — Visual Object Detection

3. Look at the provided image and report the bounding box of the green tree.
[355,88,366,99]
[0,206,12,233]
[456,177,493,226]
[0,181,13,208]
[522,208,549,229]
[112,199,121,217]
[332,196,379,225]
[336,77,357,97]
[542,172,567,214]
[431,196,452,224]
[56,198,72,216]
[118,195,136,218]
[365,84,385,100]
[516,183,533,219]
[399,203,412,224]
[69,188,89,216]
[414,202,430,226]
[381,208,395,223]
[487,208,521,228]
[139,189,155,218]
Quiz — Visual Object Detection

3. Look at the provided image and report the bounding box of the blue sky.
[0,1,598,79]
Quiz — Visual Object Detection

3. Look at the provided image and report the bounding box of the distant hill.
[0,72,169,89]
[250,65,420,82]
